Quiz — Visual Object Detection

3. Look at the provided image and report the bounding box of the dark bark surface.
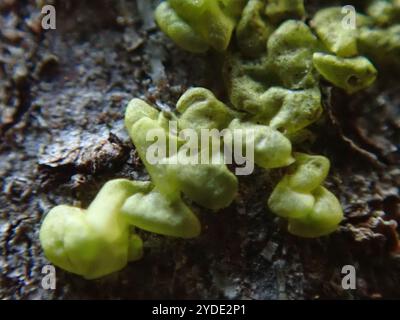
[0,0,399,300]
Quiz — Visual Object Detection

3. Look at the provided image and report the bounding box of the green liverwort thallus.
[40,0,400,279]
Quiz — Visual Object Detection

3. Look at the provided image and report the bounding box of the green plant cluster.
[39,0,400,279]
[155,0,247,53]
[40,179,149,279]
[268,153,343,238]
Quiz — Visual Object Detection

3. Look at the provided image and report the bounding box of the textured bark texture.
[0,0,399,299]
